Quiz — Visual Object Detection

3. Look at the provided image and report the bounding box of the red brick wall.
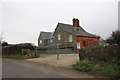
[76,36,99,47]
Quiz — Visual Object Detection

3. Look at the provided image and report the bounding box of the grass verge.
[2,55,40,60]
[73,59,120,77]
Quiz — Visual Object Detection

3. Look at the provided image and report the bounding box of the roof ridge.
[58,22,72,26]
[41,31,52,33]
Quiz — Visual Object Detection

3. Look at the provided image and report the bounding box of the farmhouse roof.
[40,31,53,40]
[56,23,100,38]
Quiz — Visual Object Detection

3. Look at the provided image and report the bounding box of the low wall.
[2,45,21,55]
[79,44,120,61]
[2,45,34,55]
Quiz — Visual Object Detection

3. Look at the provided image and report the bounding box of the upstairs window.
[69,35,73,42]
[40,40,42,43]
[58,34,61,40]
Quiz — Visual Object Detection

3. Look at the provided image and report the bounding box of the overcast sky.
[0,0,119,45]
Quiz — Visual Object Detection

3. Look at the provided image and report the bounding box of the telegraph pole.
[34,46,36,56]
[57,44,59,61]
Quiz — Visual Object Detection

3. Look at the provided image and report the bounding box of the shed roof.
[56,23,100,38]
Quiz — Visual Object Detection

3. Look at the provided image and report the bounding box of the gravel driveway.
[26,54,105,78]
[27,54,79,68]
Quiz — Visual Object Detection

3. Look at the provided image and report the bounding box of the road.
[2,59,70,78]
[2,59,103,78]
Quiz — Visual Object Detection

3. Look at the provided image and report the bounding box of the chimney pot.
[73,18,80,27]
[73,18,80,31]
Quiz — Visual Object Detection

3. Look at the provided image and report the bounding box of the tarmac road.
[2,58,103,78]
[2,59,70,78]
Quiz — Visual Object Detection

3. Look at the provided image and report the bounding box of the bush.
[2,42,8,46]
[17,43,34,50]
[106,30,120,45]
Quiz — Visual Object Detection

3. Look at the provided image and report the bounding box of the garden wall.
[2,45,21,55]
[2,44,34,55]
[79,44,120,61]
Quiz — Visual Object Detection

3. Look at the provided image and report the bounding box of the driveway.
[27,54,79,68]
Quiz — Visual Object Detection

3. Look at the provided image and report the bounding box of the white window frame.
[58,34,61,40]
[69,35,73,42]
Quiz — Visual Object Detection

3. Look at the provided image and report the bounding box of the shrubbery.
[106,30,120,45]
[17,43,34,50]
[2,42,8,46]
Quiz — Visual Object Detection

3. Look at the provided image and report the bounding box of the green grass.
[73,59,120,77]
[2,55,40,60]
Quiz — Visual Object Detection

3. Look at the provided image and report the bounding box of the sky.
[0,0,119,46]
[118,1,120,31]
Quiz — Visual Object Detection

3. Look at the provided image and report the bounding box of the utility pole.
[57,44,59,61]
[65,41,67,56]
[65,32,67,55]
[34,46,36,56]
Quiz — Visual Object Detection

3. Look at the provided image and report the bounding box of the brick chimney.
[73,18,80,31]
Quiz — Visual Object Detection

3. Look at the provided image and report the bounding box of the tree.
[17,43,34,50]
[106,30,120,45]
[2,42,8,46]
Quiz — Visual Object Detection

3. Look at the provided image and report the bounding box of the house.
[53,18,100,49]
[38,31,54,47]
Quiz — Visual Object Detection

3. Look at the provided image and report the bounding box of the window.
[58,34,61,40]
[40,40,42,43]
[50,39,53,43]
[69,35,73,42]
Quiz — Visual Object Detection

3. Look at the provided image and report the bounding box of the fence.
[37,48,77,54]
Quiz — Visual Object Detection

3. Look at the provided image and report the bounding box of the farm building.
[53,18,100,49]
[38,18,100,49]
